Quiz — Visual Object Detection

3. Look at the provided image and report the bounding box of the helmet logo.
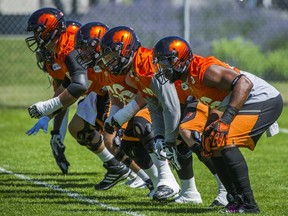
[38,14,58,29]
[90,26,104,39]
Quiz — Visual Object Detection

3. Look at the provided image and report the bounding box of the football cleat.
[222,193,260,214]
[95,162,131,190]
[223,203,260,214]
[124,175,146,189]
[210,188,228,207]
[174,191,203,204]
[153,185,179,201]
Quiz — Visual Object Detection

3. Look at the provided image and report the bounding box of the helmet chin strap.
[119,56,133,75]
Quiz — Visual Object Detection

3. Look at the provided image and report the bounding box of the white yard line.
[280,128,288,134]
[0,167,144,216]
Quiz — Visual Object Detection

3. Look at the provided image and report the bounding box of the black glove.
[50,130,70,174]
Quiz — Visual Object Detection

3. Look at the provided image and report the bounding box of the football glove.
[201,122,215,153]
[113,129,124,147]
[26,116,50,135]
[104,116,115,134]
[166,146,181,171]
[50,130,70,174]
[210,120,230,147]
[153,136,167,161]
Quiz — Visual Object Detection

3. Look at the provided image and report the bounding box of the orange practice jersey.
[46,30,77,80]
[131,47,190,105]
[107,73,138,105]
[87,67,110,96]
[45,53,67,80]
[187,55,240,109]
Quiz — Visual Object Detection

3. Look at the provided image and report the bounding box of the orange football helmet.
[65,20,82,34]
[100,26,141,75]
[25,7,66,52]
[153,36,193,85]
[75,22,109,68]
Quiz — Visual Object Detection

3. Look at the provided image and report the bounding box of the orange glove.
[209,120,230,147]
[201,122,215,153]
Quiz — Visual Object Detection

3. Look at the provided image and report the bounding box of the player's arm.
[111,91,146,128]
[28,50,88,119]
[203,65,253,111]
[150,76,181,146]
[202,65,253,149]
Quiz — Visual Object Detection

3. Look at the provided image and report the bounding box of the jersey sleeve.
[149,76,181,143]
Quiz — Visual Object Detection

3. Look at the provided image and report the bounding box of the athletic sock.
[96,147,115,163]
[143,164,158,188]
[136,169,150,181]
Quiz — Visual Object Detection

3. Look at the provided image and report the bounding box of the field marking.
[0,167,144,216]
[280,128,288,134]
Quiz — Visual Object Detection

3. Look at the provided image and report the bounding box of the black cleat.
[153,185,178,201]
[95,162,131,190]
[222,193,260,214]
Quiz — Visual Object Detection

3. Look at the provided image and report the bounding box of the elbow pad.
[67,74,88,98]
[65,50,88,98]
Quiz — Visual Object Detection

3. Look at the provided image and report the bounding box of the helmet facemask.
[101,42,133,75]
[76,39,101,69]
[35,48,53,71]
[154,50,189,85]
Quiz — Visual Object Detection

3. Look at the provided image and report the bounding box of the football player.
[26,19,82,174]
[152,35,283,213]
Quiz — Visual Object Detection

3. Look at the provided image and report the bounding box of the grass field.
[0,106,287,216]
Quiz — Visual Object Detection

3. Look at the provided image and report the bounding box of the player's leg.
[174,141,202,204]
[179,99,228,206]
[211,95,283,213]
[68,92,131,190]
[117,115,158,195]
[132,109,180,200]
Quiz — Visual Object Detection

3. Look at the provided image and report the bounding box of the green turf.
[0,106,287,216]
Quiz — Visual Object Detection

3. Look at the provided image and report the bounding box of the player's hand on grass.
[26,116,50,135]
[50,130,70,174]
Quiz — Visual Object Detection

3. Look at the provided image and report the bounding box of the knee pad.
[133,117,154,153]
[86,134,103,152]
[76,121,95,146]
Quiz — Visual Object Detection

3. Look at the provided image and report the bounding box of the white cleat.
[210,189,228,207]
[124,175,146,189]
[174,191,203,204]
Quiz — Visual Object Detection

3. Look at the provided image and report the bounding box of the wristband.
[40,97,63,116]
[113,100,140,126]
[221,105,239,125]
